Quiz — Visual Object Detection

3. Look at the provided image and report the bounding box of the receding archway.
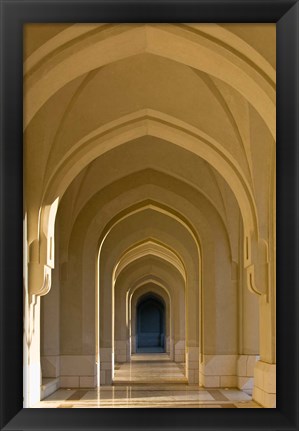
[23,23,275,407]
[136,293,165,353]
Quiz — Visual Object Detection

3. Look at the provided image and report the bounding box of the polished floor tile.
[34,354,262,408]
[114,353,187,384]
[34,385,261,408]
[35,385,260,408]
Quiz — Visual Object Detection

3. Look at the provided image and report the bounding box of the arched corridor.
[23,23,276,408]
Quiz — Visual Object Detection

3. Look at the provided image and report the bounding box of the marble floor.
[114,353,187,384]
[34,354,261,408]
[34,386,261,408]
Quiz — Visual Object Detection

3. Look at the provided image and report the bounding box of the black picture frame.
[0,0,298,430]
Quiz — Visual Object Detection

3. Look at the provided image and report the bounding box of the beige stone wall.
[23,23,276,407]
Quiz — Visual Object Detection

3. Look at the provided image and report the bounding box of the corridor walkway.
[34,386,261,408]
[35,354,261,408]
[113,353,187,384]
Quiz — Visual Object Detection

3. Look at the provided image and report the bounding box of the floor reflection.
[35,354,261,408]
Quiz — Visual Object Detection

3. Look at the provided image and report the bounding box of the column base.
[24,361,41,407]
[59,355,97,388]
[100,348,113,385]
[253,361,276,407]
[186,347,199,384]
[41,377,60,399]
[41,355,60,378]
[174,340,185,363]
[114,340,127,363]
[199,355,238,387]
[237,355,259,392]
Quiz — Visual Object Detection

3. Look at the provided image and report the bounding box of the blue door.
[137,295,165,353]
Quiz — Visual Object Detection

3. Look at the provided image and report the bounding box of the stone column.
[252,295,276,407]
[23,294,41,407]
[186,277,199,384]
[99,278,113,385]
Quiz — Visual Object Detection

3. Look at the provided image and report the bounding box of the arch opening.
[23,23,275,408]
[136,293,166,353]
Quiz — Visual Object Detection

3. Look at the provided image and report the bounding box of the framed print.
[0,0,298,430]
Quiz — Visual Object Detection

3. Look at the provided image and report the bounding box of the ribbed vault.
[23,23,276,407]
